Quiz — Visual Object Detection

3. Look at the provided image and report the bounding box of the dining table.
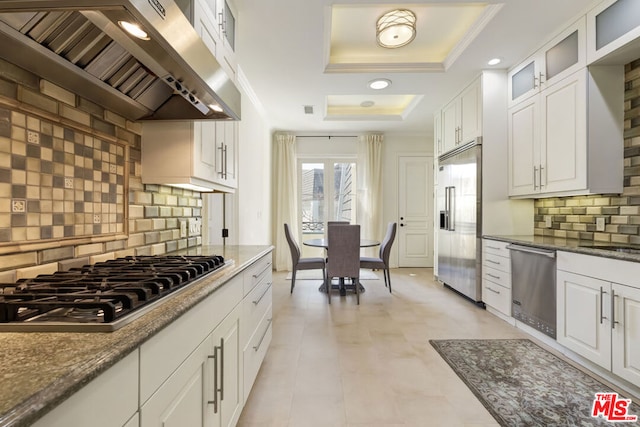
[303,237,380,295]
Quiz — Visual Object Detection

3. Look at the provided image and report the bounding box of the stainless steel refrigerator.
[437,139,482,303]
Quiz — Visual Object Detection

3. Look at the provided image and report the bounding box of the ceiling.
[233,0,597,137]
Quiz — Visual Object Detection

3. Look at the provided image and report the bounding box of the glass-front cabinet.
[508,17,585,106]
[587,0,640,63]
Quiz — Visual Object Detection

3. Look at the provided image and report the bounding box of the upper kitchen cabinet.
[508,18,586,107]
[508,66,623,198]
[437,77,482,155]
[141,120,238,192]
[587,0,640,64]
[181,0,238,81]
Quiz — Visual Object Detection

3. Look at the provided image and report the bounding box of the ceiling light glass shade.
[487,58,502,66]
[376,9,416,49]
[368,78,391,90]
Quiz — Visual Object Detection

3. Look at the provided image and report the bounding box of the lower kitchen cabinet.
[481,239,512,316]
[213,305,242,427]
[557,251,640,388]
[32,350,139,427]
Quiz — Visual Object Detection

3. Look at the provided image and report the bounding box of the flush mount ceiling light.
[487,57,502,66]
[368,78,391,90]
[118,21,150,40]
[376,9,417,49]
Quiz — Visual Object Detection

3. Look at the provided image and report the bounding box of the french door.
[298,159,356,255]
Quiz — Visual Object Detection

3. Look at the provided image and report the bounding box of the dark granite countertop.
[483,235,640,262]
[0,245,273,427]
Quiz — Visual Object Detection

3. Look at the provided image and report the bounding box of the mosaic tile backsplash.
[534,58,640,243]
[0,108,125,243]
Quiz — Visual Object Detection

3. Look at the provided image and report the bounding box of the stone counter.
[483,235,640,262]
[0,245,273,427]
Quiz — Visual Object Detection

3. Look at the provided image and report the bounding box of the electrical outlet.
[179,219,187,238]
[596,217,606,232]
[545,216,552,228]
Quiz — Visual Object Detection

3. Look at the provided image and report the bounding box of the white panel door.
[398,156,433,267]
[508,96,538,196]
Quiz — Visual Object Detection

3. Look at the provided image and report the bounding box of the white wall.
[235,73,273,245]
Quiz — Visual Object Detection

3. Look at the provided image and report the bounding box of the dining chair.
[284,223,326,294]
[360,222,397,293]
[327,221,349,226]
[326,224,361,304]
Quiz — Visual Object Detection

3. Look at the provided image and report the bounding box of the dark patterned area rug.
[430,339,640,426]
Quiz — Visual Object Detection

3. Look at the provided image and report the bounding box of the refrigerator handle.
[444,186,449,230]
[449,187,455,231]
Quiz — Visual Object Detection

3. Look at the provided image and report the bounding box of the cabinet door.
[587,0,640,63]
[612,283,640,387]
[193,121,218,183]
[542,18,585,88]
[540,70,587,194]
[508,57,540,106]
[212,306,242,427]
[441,99,459,154]
[141,336,214,427]
[434,111,443,156]
[508,96,539,196]
[194,0,219,56]
[557,270,611,370]
[214,121,237,189]
[459,79,482,144]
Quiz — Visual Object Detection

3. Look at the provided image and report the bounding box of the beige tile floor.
[238,268,528,427]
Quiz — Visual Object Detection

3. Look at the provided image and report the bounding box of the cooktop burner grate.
[0,255,228,332]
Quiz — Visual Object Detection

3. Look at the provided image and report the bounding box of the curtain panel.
[356,134,383,256]
[272,133,298,271]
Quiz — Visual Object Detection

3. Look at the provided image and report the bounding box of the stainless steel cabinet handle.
[533,166,538,189]
[486,245,501,250]
[223,143,228,179]
[207,349,219,412]
[253,282,272,305]
[253,262,272,278]
[506,244,555,258]
[611,290,619,329]
[219,337,224,401]
[487,287,500,294]
[539,72,545,85]
[487,273,501,280]
[486,259,501,265]
[600,287,608,324]
[253,318,273,351]
[218,142,225,176]
[539,165,545,188]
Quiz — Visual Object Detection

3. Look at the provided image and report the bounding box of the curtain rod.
[296,135,358,139]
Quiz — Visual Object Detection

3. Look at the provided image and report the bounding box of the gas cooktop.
[0,255,230,332]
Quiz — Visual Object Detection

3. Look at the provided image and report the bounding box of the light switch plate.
[596,217,606,232]
[545,216,552,228]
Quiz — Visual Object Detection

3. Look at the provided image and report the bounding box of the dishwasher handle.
[506,244,556,258]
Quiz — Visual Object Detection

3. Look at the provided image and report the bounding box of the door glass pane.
[333,162,356,223]
[596,0,640,50]
[512,61,535,100]
[301,163,324,235]
[546,31,578,80]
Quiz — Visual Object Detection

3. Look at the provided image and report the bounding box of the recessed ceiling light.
[360,100,375,108]
[118,21,150,40]
[487,58,502,66]
[209,104,224,113]
[368,79,391,90]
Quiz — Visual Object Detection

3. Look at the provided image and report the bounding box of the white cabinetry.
[557,251,640,388]
[508,18,586,106]
[481,239,512,316]
[141,120,237,192]
[587,0,640,64]
[508,66,623,198]
[32,351,139,427]
[439,77,482,155]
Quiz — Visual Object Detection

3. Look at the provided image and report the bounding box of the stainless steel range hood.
[0,0,240,121]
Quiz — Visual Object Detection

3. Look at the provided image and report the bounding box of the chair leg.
[326,271,331,304]
[386,268,392,293]
[354,277,360,304]
[291,269,296,294]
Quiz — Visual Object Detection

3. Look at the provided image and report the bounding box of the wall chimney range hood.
[0,0,241,121]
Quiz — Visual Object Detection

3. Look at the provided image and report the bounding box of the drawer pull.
[487,287,500,294]
[253,262,272,278]
[486,259,501,265]
[486,273,501,280]
[253,282,272,305]
[486,245,501,250]
[253,318,273,352]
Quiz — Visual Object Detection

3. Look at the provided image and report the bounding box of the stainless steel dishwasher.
[507,244,557,339]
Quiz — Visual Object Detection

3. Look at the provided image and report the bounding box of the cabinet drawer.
[482,239,511,257]
[242,278,272,345]
[243,306,272,402]
[483,265,511,289]
[483,252,511,273]
[483,281,511,316]
[243,253,272,296]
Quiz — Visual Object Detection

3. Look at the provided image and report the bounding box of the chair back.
[327,224,360,278]
[327,221,349,226]
[379,222,397,263]
[283,223,300,265]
